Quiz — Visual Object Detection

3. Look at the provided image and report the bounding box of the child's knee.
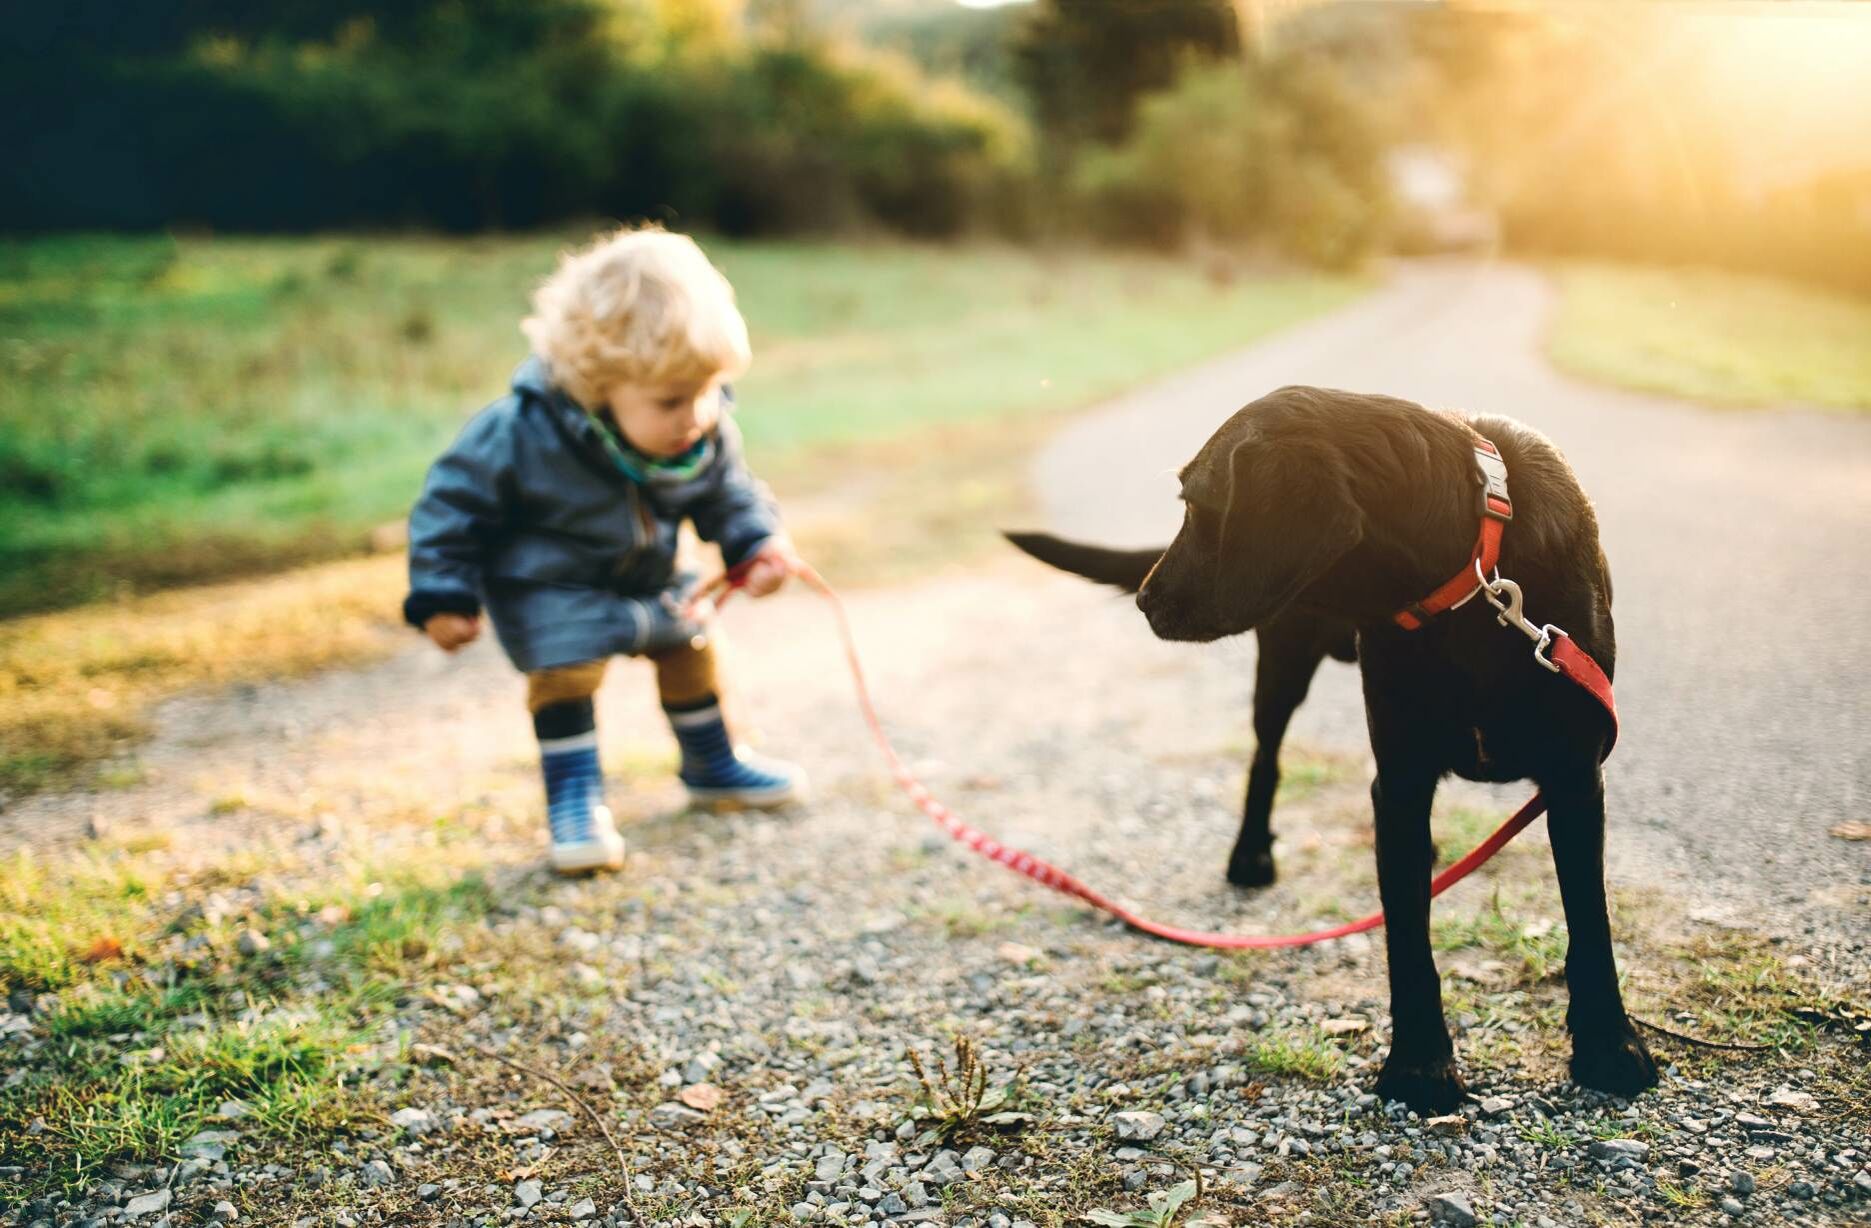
[651,638,719,707]
[526,659,609,713]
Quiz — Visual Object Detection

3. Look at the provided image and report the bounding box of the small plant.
[1085,1177,1215,1228]
[906,1034,1020,1144]
[1516,1121,1572,1149]
[1245,1030,1345,1082]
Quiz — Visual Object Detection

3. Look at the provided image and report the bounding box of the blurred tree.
[1074,55,1387,267]
[1012,0,1238,152]
[0,0,1025,236]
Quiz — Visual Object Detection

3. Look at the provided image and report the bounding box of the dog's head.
[1138,395,1365,641]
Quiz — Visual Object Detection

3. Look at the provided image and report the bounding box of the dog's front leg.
[1370,767,1465,1113]
[1231,619,1330,887]
[1543,766,1659,1097]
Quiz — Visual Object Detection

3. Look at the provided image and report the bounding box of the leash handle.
[690,557,1561,950]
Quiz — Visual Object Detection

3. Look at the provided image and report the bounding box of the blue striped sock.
[540,732,603,844]
[667,699,789,791]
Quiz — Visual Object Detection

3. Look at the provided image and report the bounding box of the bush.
[0,3,1030,239]
[1074,57,1389,267]
[681,45,1027,238]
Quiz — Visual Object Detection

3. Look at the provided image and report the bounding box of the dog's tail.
[1003,531,1162,593]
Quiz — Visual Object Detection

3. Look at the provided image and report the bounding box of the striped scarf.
[588,415,716,486]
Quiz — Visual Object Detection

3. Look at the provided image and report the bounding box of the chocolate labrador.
[1005,533,1356,888]
[1012,385,1657,1111]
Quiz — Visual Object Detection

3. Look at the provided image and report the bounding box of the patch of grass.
[926,898,1012,940]
[1431,899,1568,986]
[0,833,510,1194]
[1547,262,1871,411]
[0,844,164,991]
[1,232,1366,618]
[1433,806,1519,869]
[1517,1121,1573,1149]
[1244,1029,1345,1083]
[22,1007,369,1182]
[1273,754,1354,804]
[1646,933,1832,1051]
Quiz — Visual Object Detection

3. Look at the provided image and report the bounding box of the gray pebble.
[1426,1191,1477,1228]
[123,1190,171,1218]
[921,1152,964,1186]
[1589,1139,1649,1162]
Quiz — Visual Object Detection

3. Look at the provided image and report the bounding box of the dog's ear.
[1217,437,1365,625]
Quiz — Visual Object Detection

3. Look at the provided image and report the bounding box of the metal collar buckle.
[1473,561,1563,672]
[1475,445,1513,521]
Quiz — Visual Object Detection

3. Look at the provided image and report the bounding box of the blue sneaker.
[539,731,626,873]
[666,699,806,809]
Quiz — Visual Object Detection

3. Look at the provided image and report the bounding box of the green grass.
[0,838,504,1193]
[1431,898,1568,986]
[0,232,1365,617]
[1547,262,1871,411]
[1244,1029,1346,1083]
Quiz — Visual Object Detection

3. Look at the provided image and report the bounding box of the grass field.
[1546,263,1871,411]
[1,233,1363,618]
[0,234,1364,795]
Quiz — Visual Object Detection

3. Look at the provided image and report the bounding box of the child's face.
[605,373,725,458]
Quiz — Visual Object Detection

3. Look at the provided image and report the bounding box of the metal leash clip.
[1474,561,1564,673]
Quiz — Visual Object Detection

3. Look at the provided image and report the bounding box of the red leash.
[692,557,1617,950]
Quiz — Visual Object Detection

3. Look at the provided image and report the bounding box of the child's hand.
[424,613,482,652]
[739,539,799,598]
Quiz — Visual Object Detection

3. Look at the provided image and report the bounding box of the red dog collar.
[1393,438,1514,631]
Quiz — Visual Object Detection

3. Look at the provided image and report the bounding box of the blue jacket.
[403,357,781,672]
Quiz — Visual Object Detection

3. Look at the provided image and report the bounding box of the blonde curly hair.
[521,227,751,409]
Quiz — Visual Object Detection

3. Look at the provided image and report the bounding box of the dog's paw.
[1226,848,1277,888]
[1374,1053,1467,1114]
[1570,1025,1659,1097]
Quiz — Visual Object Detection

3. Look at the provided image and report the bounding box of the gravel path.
[1033,259,1871,944]
[8,560,1868,1227]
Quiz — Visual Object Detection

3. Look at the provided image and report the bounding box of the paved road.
[1034,260,1871,940]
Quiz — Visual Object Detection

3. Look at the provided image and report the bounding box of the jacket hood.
[512,355,588,423]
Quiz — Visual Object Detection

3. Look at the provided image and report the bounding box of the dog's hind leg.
[1543,766,1659,1096]
[1369,764,1466,1113]
[1229,614,1332,888]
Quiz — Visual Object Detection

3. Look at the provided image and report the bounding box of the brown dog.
[1016,385,1657,1111]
